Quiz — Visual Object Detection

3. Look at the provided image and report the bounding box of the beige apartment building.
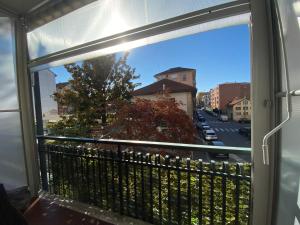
[210,82,250,111]
[154,67,196,87]
[133,79,196,118]
[227,97,251,122]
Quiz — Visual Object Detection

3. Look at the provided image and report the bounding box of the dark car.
[198,117,206,122]
[239,127,251,137]
[208,141,229,159]
[238,118,251,123]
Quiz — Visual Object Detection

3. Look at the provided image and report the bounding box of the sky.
[51,24,250,92]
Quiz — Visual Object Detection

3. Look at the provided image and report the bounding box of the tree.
[110,97,197,144]
[50,53,140,137]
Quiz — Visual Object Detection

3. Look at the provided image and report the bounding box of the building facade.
[154,67,196,87]
[227,97,251,122]
[56,82,71,115]
[133,78,196,118]
[202,91,211,108]
[38,70,59,123]
[196,92,208,107]
[210,82,250,111]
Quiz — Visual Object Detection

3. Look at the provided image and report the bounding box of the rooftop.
[154,67,195,78]
[133,79,196,96]
[228,96,249,106]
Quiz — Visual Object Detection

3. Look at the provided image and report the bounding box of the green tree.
[50,53,140,137]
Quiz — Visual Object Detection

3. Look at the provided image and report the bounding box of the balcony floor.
[24,197,113,225]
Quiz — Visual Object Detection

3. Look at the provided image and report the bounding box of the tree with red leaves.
[110,97,197,144]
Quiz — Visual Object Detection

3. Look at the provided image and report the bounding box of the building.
[202,91,211,108]
[37,70,59,123]
[56,82,71,115]
[227,97,251,121]
[133,79,197,118]
[196,92,208,107]
[154,67,196,87]
[210,82,250,111]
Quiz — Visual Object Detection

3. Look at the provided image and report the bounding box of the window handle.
[262,0,292,165]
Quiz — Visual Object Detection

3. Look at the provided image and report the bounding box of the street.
[194,109,251,162]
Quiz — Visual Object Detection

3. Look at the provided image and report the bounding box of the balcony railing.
[37,135,251,225]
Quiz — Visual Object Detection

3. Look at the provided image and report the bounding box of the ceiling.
[0,0,48,15]
[0,0,95,30]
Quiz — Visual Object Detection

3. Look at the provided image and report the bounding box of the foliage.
[109,97,197,144]
[49,53,140,137]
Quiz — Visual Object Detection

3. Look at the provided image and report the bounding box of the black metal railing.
[37,135,251,225]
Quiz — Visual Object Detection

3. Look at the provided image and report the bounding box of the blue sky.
[51,24,250,92]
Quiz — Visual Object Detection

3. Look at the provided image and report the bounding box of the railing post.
[33,72,48,191]
[176,156,181,225]
[221,162,228,225]
[210,160,216,224]
[198,159,203,225]
[117,144,123,214]
[235,163,242,225]
[165,155,171,224]
[155,154,163,225]
[186,158,191,225]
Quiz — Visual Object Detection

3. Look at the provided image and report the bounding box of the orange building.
[210,82,250,111]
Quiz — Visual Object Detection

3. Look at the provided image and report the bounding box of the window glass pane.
[0,112,26,189]
[30,13,250,71]
[27,0,238,60]
[0,17,19,110]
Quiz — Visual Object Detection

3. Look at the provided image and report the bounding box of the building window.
[170,74,177,80]
[235,107,241,110]
[244,112,248,115]
[182,74,187,81]
[243,100,248,105]
[243,107,248,110]
[236,112,241,115]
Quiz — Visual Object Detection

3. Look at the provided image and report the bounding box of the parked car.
[208,141,229,159]
[212,112,218,117]
[198,117,206,122]
[238,118,251,123]
[204,129,218,141]
[218,114,228,122]
[239,127,251,137]
[201,125,210,131]
[201,122,208,127]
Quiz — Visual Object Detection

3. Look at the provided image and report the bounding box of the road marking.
[220,128,224,131]
[230,128,235,132]
[215,128,219,132]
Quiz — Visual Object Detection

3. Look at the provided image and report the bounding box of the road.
[194,110,251,162]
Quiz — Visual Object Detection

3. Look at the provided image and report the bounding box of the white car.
[204,129,218,141]
[201,125,210,131]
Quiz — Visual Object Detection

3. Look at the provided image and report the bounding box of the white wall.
[38,70,59,122]
[133,92,193,117]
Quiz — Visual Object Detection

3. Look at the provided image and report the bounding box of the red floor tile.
[24,198,113,225]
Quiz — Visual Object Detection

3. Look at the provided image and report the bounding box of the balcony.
[33,135,251,225]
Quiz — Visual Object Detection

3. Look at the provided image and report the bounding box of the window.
[244,112,248,115]
[243,100,248,105]
[170,74,177,80]
[243,107,248,110]
[236,107,241,110]
[236,112,241,115]
[182,74,187,81]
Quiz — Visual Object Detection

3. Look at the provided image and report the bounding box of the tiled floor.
[24,198,113,225]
